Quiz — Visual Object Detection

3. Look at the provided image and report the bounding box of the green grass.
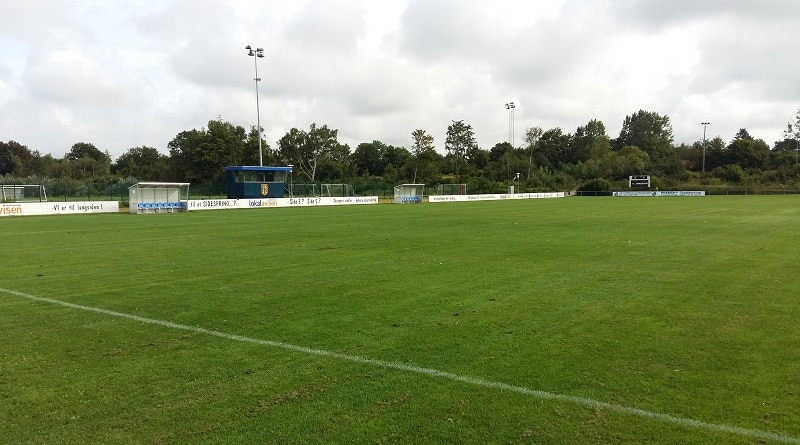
[2,196,800,444]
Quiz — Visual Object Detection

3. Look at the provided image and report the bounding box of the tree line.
[2,108,800,196]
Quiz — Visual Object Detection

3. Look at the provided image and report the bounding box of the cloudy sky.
[1,0,798,160]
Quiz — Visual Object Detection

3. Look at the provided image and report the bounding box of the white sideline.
[2,287,799,444]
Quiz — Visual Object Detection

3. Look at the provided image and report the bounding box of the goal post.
[436,184,466,195]
[289,183,319,197]
[321,184,354,197]
[0,184,47,202]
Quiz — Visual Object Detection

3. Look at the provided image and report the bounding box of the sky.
[1,0,799,160]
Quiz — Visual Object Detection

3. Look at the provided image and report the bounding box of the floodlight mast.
[505,102,516,147]
[246,45,265,166]
[701,122,710,173]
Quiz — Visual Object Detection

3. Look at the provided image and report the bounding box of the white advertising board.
[185,196,379,211]
[612,191,705,197]
[0,201,120,217]
[428,192,564,203]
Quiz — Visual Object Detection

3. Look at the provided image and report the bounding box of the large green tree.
[612,146,650,178]
[445,120,476,183]
[65,142,111,178]
[780,108,800,164]
[244,126,279,166]
[616,110,680,175]
[278,123,346,182]
[488,142,523,181]
[788,107,800,141]
[314,139,352,182]
[168,129,206,182]
[726,129,770,170]
[0,140,33,175]
[352,141,387,177]
[573,120,608,165]
[383,145,411,183]
[532,128,572,170]
[701,136,727,172]
[65,142,108,162]
[113,146,171,181]
[410,129,436,183]
[26,151,64,179]
[168,119,255,183]
[522,127,543,179]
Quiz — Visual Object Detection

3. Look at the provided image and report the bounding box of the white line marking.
[2,287,799,444]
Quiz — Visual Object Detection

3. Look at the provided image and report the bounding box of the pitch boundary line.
[2,287,798,444]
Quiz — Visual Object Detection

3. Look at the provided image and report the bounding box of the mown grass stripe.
[3,286,798,445]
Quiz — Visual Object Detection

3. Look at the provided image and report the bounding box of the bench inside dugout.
[128,182,190,214]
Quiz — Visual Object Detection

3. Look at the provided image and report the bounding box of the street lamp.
[701,122,710,173]
[246,45,265,166]
[505,102,516,147]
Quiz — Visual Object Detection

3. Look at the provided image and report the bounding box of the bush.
[712,164,746,183]
[467,176,499,194]
[578,178,612,195]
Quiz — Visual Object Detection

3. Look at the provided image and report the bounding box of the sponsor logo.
[248,199,278,207]
[0,205,23,215]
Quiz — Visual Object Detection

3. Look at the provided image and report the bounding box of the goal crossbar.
[0,184,47,202]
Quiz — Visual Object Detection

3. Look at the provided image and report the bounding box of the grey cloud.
[398,0,507,65]
[281,0,366,53]
[1,0,798,158]
[614,0,800,29]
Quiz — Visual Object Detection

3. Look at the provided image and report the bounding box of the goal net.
[0,184,47,202]
[288,183,319,197]
[436,184,466,195]
[321,184,353,197]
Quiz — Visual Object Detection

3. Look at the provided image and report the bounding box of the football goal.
[0,184,47,202]
[321,184,354,197]
[436,184,466,195]
[289,183,319,197]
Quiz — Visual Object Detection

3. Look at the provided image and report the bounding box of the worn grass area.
[2,196,800,444]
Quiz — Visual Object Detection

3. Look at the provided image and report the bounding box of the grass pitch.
[2,196,800,444]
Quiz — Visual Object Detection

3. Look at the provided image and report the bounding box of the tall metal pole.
[511,102,515,148]
[288,164,294,197]
[505,102,515,147]
[701,122,710,173]
[246,45,265,166]
[505,103,511,144]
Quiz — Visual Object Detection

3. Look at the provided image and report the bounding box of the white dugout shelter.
[394,184,425,204]
[128,182,190,214]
